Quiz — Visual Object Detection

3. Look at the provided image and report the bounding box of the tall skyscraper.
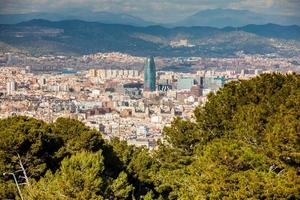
[6,81,17,95]
[144,56,156,91]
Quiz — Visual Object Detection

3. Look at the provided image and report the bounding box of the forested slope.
[0,73,299,199]
[1,20,300,56]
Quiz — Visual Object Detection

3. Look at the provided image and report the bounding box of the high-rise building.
[203,76,225,91]
[38,77,47,86]
[177,77,195,90]
[6,53,12,65]
[96,69,106,78]
[144,56,156,91]
[6,81,17,95]
[25,66,31,73]
[88,69,97,77]
[191,85,202,97]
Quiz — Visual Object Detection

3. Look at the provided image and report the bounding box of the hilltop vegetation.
[0,73,299,199]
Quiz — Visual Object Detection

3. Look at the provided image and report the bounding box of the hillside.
[0,20,299,57]
[0,73,299,199]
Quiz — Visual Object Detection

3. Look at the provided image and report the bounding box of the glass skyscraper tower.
[144,56,156,91]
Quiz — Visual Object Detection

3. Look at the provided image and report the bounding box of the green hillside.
[0,20,299,56]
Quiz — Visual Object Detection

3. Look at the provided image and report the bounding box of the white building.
[136,125,149,137]
[6,81,17,95]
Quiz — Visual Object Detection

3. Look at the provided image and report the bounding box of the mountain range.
[175,9,300,27]
[0,11,154,27]
[0,9,300,28]
[0,19,299,57]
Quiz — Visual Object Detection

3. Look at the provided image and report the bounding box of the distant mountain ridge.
[174,9,300,27]
[1,9,300,28]
[223,23,300,40]
[0,11,155,27]
[0,19,299,57]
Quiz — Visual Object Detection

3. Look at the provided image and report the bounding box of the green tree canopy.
[0,73,299,199]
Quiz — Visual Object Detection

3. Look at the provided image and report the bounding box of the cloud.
[228,0,300,16]
[229,0,274,10]
[0,0,299,22]
[270,0,300,16]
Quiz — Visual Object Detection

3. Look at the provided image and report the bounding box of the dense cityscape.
[1,51,298,149]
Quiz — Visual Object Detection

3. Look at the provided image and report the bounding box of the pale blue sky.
[0,0,299,22]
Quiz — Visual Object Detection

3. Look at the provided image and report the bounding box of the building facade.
[144,56,156,91]
[177,77,195,90]
[6,81,17,95]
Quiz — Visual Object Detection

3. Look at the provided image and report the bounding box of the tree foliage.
[0,73,299,199]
